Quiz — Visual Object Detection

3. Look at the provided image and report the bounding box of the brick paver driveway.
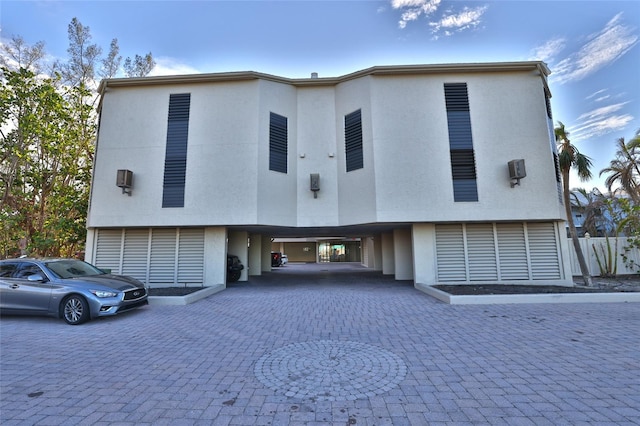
[1,263,639,425]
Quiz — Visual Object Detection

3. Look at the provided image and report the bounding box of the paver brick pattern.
[1,263,639,425]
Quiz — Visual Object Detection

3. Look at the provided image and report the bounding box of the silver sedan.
[0,258,148,325]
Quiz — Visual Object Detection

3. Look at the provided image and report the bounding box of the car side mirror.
[27,274,45,282]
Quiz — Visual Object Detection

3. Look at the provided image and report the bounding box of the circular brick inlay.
[254,340,407,401]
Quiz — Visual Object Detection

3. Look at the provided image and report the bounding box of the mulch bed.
[148,287,204,296]
[433,284,635,296]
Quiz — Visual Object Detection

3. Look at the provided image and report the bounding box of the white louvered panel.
[436,224,467,282]
[496,223,529,280]
[466,223,498,281]
[95,229,123,274]
[177,228,205,285]
[122,229,150,283]
[527,222,562,280]
[149,229,177,285]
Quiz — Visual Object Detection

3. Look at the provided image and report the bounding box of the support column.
[261,236,272,272]
[393,228,413,280]
[248,234,263,276]
[204,227,227,286]
[228,230,249,282]
[381,232,395,275]
[412,223,437,286]
[85,228,96,263]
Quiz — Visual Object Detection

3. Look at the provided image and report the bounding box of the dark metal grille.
[445,83,478,202]
[345,109,363,172]
[269,112,288,173]
[123,287,147,300]
[162,93,191,208]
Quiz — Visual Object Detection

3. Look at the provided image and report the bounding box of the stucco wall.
[89,66,564,230]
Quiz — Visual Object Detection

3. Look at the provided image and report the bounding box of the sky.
[1,0,639,192]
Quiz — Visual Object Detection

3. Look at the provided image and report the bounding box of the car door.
[1,262,53,312]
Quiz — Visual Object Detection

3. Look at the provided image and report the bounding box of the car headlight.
[91,290,118,298]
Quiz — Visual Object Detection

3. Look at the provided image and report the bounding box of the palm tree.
[599,130,640,205]
[555,122,593,286]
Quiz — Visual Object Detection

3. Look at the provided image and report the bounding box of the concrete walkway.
[1,263,639,425]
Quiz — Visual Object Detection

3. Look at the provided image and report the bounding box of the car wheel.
[227,270,241,283]
[62,295,89,325]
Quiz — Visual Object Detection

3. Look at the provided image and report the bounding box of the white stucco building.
[85,61,573,289]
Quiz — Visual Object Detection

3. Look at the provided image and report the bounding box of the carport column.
[85,228,96,263]
[373,234,383,271]
[248,234,263,276]
[555,220,573,282]
[412,224,437,286]
[204,227,227,286]
[393,228,413,280]
[381,232,395,276]
[228,231,249,282]
[261,236,272,272]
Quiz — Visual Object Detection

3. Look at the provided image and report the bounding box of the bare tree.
[123,53,156,77]
[0,35,46,73]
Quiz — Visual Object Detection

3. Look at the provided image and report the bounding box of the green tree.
[0,67,91,257]
[555,121,593,286]
[0,19,156,259]
[617,198,640,272]
[600,130,640,205]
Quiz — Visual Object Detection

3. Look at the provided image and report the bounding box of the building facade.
[85,62,573,288]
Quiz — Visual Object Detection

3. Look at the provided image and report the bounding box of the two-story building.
[85,61,573,289]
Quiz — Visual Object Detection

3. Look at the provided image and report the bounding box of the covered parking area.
[227,223,414,283]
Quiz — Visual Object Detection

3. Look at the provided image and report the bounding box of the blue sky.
[2,0,639,191]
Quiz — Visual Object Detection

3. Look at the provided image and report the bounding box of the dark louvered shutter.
[162,93,190,208]
[345,109,363,172]
[444,83,478,202]
[269,112,288,173]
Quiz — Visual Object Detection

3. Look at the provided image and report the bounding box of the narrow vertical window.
[444,83,478,202]
[162,93,190,208]
[345,109,363,172]
[269,112,288,173]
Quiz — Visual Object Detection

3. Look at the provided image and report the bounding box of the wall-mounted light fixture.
[116,169,133,196]
[508,159,526,188]
[310,173,320,198]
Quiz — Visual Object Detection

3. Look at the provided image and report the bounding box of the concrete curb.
[147,284,225,306]
[415,282,640,304]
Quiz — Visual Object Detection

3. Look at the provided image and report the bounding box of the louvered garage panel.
[528,223,562,280]
[122,229,150,283]
[496,223,529,280]
[95,229,123,274]
[149,229,177,285]
[177,228,204,285]
[466,224,498,281]
[436,224,467,281]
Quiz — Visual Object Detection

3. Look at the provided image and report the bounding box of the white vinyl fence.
[568,237,640,276]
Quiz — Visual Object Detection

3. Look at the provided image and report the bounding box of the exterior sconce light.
[508,159,526,188]
[116,169,133,196]
[310,173,320,198]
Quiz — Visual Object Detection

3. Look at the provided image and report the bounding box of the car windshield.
[44,260,106,279]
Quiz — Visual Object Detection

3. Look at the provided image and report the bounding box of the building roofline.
[98,61,551,92]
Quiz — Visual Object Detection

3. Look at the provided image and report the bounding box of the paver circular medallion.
[254,340,407,401]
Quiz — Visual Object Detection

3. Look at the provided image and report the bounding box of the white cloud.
[570,102,634,141]
[550,13,638,85]
[429,6,488,37]
[529,37,566,63]
[148,57,200,77]
[392,0,442,29]
[391,0,487,36]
